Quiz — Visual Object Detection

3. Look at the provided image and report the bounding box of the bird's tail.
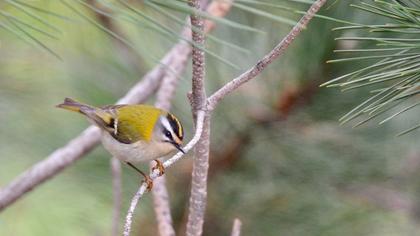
[56,97,95,114]
[57,98,114,132]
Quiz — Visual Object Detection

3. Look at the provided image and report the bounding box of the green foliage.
[0,0,67,59]
[322,0,420,134]
[0,0,305,69]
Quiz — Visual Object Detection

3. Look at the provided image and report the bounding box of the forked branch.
[207,0,327,110]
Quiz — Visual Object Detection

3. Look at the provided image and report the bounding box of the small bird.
[57,98,185,190]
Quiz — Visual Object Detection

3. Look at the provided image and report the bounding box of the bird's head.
[152,113,185,154]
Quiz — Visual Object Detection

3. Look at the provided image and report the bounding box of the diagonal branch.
[207,0,327,110]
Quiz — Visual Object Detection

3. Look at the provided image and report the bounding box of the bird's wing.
[102,105,162,144]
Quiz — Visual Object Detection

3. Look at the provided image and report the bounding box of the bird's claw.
[143,175,153,192]
[152,159,165,176]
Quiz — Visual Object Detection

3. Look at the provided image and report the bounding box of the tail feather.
[56,97,93,114]
[57,98,115,132]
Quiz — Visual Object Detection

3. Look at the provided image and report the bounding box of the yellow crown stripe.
[169,113,183,139]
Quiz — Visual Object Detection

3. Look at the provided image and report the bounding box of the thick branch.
[207,0,327,110]
[185,115,210,236]
[190,0,207,115]
[186,0,210,235]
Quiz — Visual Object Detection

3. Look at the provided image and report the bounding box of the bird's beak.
[173,143,185,154]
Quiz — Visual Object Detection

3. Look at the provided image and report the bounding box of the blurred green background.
[0,0,419,235]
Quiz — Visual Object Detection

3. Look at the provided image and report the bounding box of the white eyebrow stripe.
[160,116,175,137]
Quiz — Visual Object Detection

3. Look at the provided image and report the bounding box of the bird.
[57,98,185,190]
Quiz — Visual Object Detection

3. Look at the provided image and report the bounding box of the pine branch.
[322,0,420,133]
[207,0,327,110]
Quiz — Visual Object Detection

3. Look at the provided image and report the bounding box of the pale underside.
[101,131,176,163]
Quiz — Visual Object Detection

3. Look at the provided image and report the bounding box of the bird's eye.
[164,130,172,138]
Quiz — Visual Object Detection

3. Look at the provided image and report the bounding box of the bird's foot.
[152,159,165,176]
[143,175,153,192]
[126,162,154,191]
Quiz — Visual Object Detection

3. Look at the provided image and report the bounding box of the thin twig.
[111,157,122,236]
[207,0,328,110]
[123,111,206,236]
[230,218,242,236]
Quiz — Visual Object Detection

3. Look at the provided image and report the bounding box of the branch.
[123,111,206,236]
[0,126,101,211]
[185,0,209,235]
[230,218,242,236]
[207,0,327,110]
[189,0,207,115]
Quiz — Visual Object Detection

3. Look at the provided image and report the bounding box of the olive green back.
[113,105,163,143]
